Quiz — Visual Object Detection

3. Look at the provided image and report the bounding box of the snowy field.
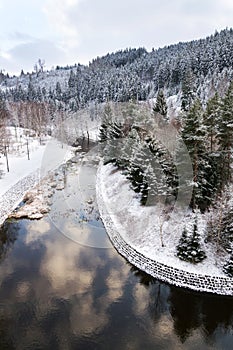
[97,162,229,278]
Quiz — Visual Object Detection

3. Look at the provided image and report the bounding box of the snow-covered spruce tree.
[176,218,206,264]
[145,136,178,205]
[181,69,196,112]
[108,127,172,206]
[181,99,215,211]
[123,133,148,204]
[152,89,168,124]
[201,93,222,203]
[217,81,233,188]
[103,121,124,166]
[99,102,114,143]
[176,226,189,261]
[108,121,124,140]
[203,92,220,153]
[99,123,108,143]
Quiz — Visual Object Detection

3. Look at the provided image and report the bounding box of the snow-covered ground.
[97,162,229,278]
[0,127,75,226]
[0,137,46,197]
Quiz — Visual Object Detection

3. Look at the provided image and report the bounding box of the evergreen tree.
[217,81,233,186]
[176,218,206,264]
[145,136,178,204]
[27,81,36,101]
[181,69,196,112]
[108,122,123,139]
[181,99,207,209]
[99,123,108,143]
[103,121,124,164]
[176,226,189,260]
[203,92,220,152]
[55,82,62,100]
[152,89,168,123]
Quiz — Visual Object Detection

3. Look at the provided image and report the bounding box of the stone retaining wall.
[96,165,233,296]
[0,170,39,227]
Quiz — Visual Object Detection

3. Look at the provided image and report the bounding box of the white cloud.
[0,38,68,75]
[0,0,232,74]
[43,0,83,49]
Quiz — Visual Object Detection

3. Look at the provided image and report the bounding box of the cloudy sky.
[0,0,232,75]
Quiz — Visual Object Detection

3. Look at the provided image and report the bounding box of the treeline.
[0,29,233,111]
[100,82,233,273]
[100,83,233,211]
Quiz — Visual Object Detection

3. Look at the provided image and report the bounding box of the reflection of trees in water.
[130,264,233,344]
[0,220,18,350]
[130,265,170,317]
[0,220,18,263]
[130,265,156,287]
[0,318,14,350]
[168,286,233,342]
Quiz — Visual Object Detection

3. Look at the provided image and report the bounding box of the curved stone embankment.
[0,171,40,227]
[96,165,233,296]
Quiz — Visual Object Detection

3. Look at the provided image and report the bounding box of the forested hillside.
[0,28,233,111]
[0,28,233,275]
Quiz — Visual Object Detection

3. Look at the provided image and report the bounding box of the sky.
[0,0,232,76]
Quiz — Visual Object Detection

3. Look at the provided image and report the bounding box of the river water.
[0,143,232,350]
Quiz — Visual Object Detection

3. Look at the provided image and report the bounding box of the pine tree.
[145,137,178,205]
[176,226,189,260]
[103,121,124,165]
[203,92,220,152]
[176,218,206,264]
[27,81,36,101]
[55,82,62,100]
[108,122,123,139]
[152,89,168,123]
[181,69,196,112]
[217,81,233,186]
[99,123,108,143]
[181,99,209,210]
[124,134,148,203]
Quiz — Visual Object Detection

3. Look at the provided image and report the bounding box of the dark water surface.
[0,149,232,349]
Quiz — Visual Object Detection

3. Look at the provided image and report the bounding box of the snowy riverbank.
[0,132,74,226]
[96,162,233,295]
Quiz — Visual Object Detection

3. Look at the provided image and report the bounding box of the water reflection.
[169,287,233,343]
[0,218,232,349]
[0,220,18,263]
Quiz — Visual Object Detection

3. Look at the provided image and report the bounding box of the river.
[0,141,232,350]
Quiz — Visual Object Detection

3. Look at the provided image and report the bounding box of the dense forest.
[0,28,232,111]
[0,28,233,275]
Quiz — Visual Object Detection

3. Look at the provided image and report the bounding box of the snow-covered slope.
[97,163,228,278]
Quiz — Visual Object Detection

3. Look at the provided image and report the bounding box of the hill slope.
[0,28,232,110]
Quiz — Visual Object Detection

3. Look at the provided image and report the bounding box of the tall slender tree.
[152,89,168,123]
[217,81,233,186]
[181,99,211,210]
[203,92,220,152]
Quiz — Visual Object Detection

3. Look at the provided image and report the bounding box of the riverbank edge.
[96,162,233,296]
[0,170,40,227]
